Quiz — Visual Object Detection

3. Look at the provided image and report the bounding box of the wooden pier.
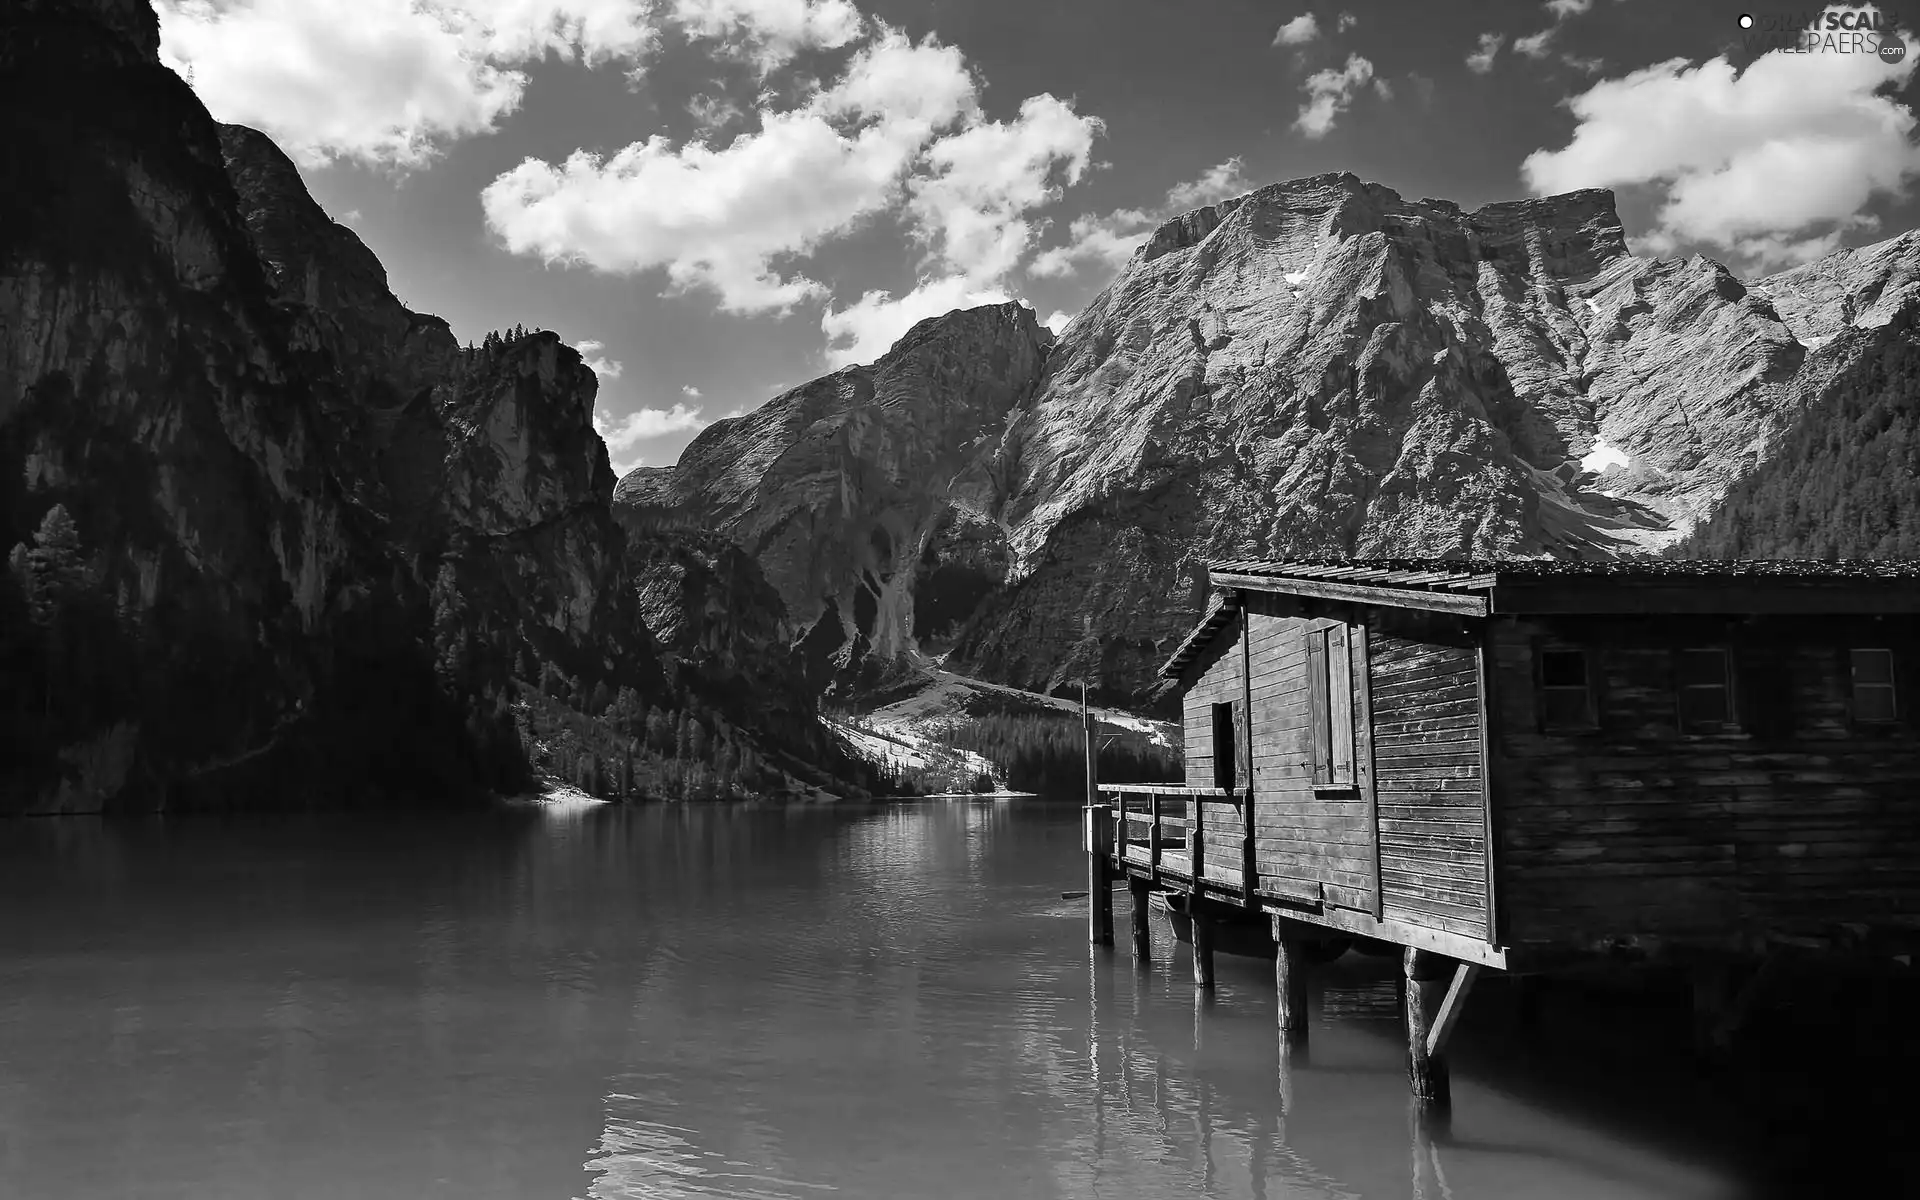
[1086,558,1920,1107]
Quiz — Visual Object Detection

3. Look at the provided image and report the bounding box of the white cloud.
[1545,0,1593,16]
[1030,156,1253,278]
[906,94,1102,282]
[1522,13,1920,269]
[576,338,624,378]
[1273,14,1318,46]
[820,274,1011,367]
[594,404,713,472]
[1514,28,1555,58]
[481,29,985,313]
[484,23,1102,316]
[682,384,703,398]
[1042,309,1073,335]
[1466,32,1503,73]
[1337,12,1358,32]
[1295,55,1374,138]
[670,0,864,72]
[157,0,659,169]
[686,90,745,137]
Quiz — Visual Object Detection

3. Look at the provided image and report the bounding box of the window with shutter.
[1851,648,1898,723]
[1307,625,1356,788]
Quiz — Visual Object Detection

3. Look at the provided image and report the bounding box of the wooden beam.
[1192,914,1216,989]
[1404,948,1451,1108]
[1270,909,1508,970]
[1489,581,1920,615]
[1210,572,1490,617]
[1241,601,1257,907]
[1275,935,1309,1045]
[1423,962,1482,1057]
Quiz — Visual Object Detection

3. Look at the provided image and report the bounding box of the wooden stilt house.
[1087,559,1920,1102]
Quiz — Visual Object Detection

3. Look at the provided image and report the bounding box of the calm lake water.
[0,799,1910,1199]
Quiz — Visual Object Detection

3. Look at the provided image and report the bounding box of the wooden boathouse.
[1084,558,1920,1105]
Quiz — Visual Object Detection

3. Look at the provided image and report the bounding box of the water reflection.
[0,801,1907,1199]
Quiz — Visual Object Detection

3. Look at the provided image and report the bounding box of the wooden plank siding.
[1179,611,1251,896]
[1487,614,1920,954]
[1227,594,1383,915]
[1367,612,1491,941]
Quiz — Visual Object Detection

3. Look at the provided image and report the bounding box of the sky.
[154,0,1920,474]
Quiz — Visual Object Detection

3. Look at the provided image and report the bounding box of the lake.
[0,798,1907,1199]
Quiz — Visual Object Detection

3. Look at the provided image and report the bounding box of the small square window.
[1851,648,1899,723]
[1538,648,1593,730]
[1676,648,1732,729]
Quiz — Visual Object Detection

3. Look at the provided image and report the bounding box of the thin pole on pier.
[1083,682,1113,946]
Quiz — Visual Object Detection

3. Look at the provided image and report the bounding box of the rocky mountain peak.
[621,169,1920,707]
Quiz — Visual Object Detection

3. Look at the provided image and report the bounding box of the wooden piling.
[1191,912,1216,989]
[1084,804,1113,946]
[1129,877,1152,961]
[1403,948,1452,1108]
[1275,934,1309,1044]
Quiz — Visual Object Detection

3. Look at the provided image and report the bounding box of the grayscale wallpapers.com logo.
[1738,10,1907,60]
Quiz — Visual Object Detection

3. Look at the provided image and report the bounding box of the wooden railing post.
[1085,804,1113,946]
[1188,796,1203,886]
[1149,790,1162,883]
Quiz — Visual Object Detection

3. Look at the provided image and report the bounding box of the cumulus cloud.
[1544,0,1593,16]
[576,338,624,378]
[1029,156,1254,279]
[820,274,1012,366]
[1273,14,1319,46]
[157,0,658,168]
[1042,309,1073,335]
[1466,32,1504,73]
[670,0,864,73]
[594,404,712,472]
[481,30,985,313]
[1522,13,1920,269]
[1337,12,1358,32]
[1295,54,1374,138]
[907,94,1102,282]
[682,384,703,398]
[483,24,1101,314]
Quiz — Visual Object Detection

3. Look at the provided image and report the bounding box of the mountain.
[0,0,883,811]
[618,175,1920,709]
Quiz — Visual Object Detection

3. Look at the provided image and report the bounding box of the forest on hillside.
[930,711,1183,796]
[1677,314,1920,558]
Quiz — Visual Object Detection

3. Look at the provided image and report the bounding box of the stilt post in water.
[1084,803,1113,946]
[1129,876,1153,961]
[1191,909,1216,989]
[1403,948,1453,1108]
[1275,930,1309,1045]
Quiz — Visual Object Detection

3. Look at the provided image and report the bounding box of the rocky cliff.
[0,0,875,810]
[617,173,1920,708]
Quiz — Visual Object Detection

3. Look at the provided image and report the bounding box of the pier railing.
[1100,783,1247,895]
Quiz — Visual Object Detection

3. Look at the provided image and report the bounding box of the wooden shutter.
[1307,628,1331,785]
[1328,623,1355,785]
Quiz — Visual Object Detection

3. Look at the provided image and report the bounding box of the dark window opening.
[1211,701,1236,792]
[1676,648,1733,730]
[1851,648,1899,723]
[1539,648,1594,730]
[1307,624,1356,788]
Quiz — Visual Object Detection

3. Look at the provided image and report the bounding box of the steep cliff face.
[619,172,1916,708]
[617,302,1050,686]
[0,0,702,810]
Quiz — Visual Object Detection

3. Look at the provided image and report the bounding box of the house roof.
[1158,558,1920,678]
